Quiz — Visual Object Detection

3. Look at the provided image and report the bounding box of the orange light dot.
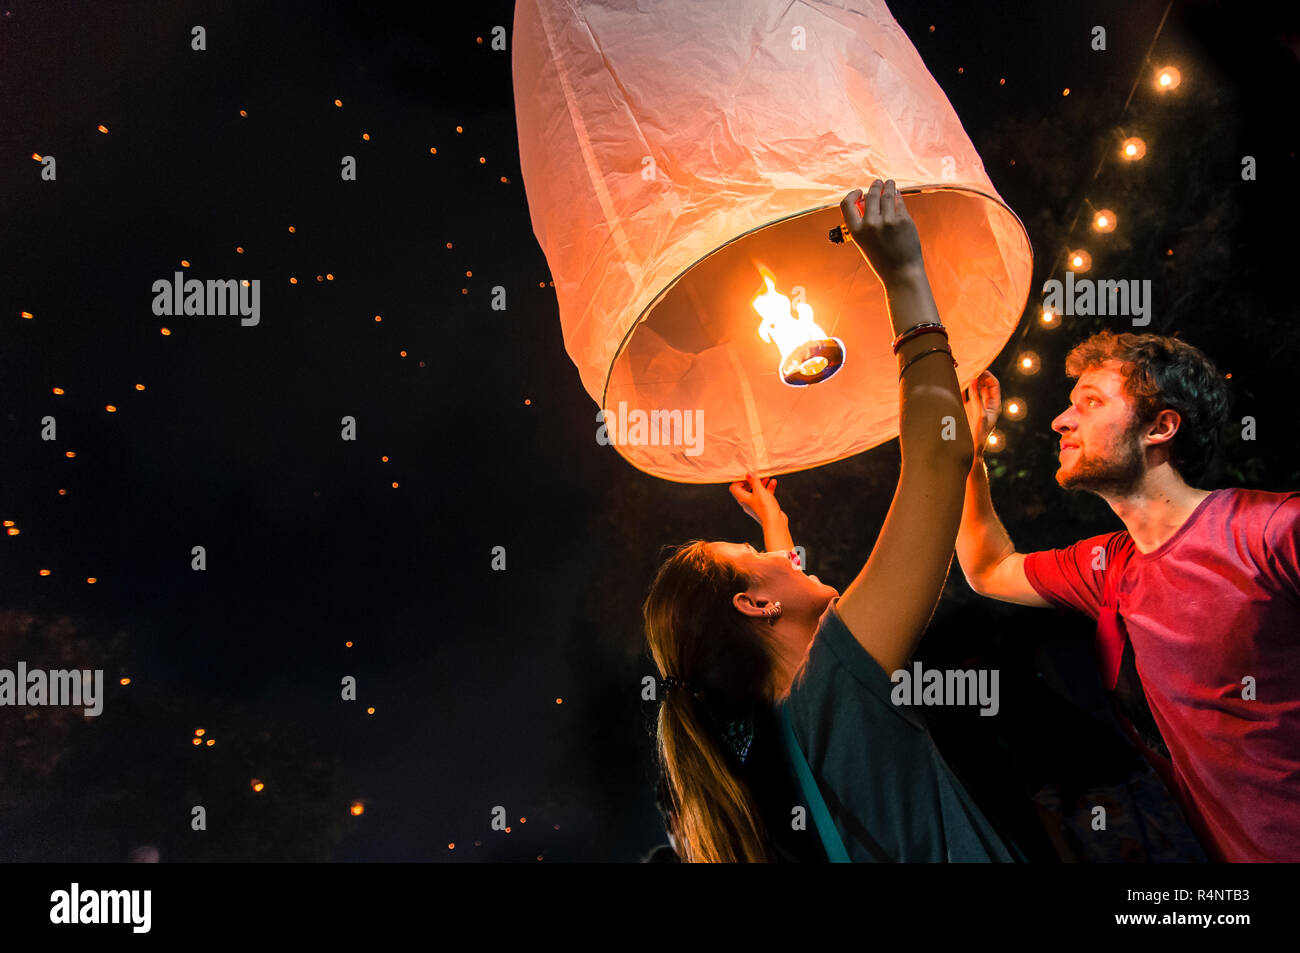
[1225,373,1232,380]
[430,146,438,154]
[445,242,453,249]
[399,350,407,357]
[478,156,485,164]
[520,817,526,824]
[21,311,34,319]
[97,124,108,133]
[524,398,531,406]
[391,482,398,489]
[106,405,116,413]
[195,728,205,736]
[367,707,375,714]
[192,737,201,745]
[1040,309,1057,326]
[289,277,298,284]
[316,275,323,282]
[53,387,64,394]
[350,802,365,816]
[180,260,190,268]
[32,153,42,161]
[206,739,215,746]
[58,489,67,495]
[381,455,389,462]
[957,67,964,74]
[374,315,382,322]
[1155,66,1181,92]
[40,569,50,576]
[1067,249,1092,272]
[1121,137,1146,161]
[362,133,370,141]
[455,125,463,133]
[65,451,76,458]
[326,273,334,280]
[252,780,264,792]
[86,577,96,584]
[505,827,511,833]
[236,246,244,254]
[161,328,171,335]
[555,697,562,704]
[466,270,472,277]
[8,528,19,536]
[120,677,131,685]
[1017,351,1041,376]
[334,99,343,107]
[135,383,145,391]
[1093,209,1117,233]
[3,520,13,526]
[1062,88,1070,96]
[239,109,247,117]
[288,226,295,233]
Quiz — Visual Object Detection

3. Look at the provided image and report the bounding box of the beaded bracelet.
[898,345,957,379]
[892,322,948,354]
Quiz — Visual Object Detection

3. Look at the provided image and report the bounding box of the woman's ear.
[732,591,768,620]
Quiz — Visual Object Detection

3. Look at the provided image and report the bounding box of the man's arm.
[955,372,1051,608]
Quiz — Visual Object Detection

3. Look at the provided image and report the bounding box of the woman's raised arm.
[835,181,975,675]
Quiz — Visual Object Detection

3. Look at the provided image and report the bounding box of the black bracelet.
[898,346,957,379]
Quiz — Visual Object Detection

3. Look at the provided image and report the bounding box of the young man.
[956,330,1300,862]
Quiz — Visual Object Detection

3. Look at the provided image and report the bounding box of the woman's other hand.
[729,470,781,526]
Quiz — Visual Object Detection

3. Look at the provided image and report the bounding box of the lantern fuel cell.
[513,0,1032,483]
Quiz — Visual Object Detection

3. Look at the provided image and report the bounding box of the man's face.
[1050,362,1147,495]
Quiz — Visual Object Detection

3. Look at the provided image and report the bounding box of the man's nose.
[1051,409,1073,433]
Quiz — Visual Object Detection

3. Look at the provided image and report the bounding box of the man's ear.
[1143,408,1182,447]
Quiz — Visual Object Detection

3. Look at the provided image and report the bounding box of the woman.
[643,179,1015,862]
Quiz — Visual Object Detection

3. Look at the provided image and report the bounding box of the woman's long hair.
[643,540,776,862]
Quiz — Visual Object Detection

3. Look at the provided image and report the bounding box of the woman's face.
[707,541,839,629]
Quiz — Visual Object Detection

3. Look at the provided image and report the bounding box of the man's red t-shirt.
[1023,487,1300,862]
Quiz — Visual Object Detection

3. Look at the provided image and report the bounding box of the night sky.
[2,0,1297,863]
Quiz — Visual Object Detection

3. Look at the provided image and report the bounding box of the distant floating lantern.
[1017,351,1040,376]
[1039,308,1059,329]
[1004,398,1026,420]
[1120,137,1146,161]
[1092,210,1116,233]
[350,802,365,816]
[251,779,264,792]
[512,0,1032,482]
[985,430,1005,453]
[1067,249,1092,273]
[1155,66,1181,92]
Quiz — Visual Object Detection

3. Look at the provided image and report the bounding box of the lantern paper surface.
[512,0,1033,483]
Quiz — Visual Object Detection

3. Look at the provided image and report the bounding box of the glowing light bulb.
[1067,249,1092,273]
[1093,210,1116,233]
[1120,137,1146,161]
[1155,66,1181,92]
[1017,351,1041,376]
[1004,398,1026,420]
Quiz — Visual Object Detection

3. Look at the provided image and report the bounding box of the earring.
[764,600,783,624]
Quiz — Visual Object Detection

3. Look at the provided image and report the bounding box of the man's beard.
[1056,425,1145,496]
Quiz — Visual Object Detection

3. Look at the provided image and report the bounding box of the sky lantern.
[512,0,1032,482]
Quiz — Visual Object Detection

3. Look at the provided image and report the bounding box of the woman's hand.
[840,179,925,287]
[963,370,1002,458]
[729,470,782,526]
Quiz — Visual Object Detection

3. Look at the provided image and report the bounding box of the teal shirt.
[786,598,1018,862]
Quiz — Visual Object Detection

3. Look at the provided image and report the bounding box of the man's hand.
[963,370,1002,458]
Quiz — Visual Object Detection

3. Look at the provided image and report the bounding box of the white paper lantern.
[512,0,1032,483]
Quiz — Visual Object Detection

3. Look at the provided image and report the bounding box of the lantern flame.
[751,269,845,386]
